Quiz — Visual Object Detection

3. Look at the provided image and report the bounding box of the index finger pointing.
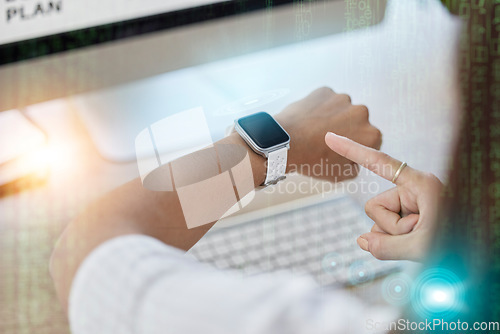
[325,132,405,184]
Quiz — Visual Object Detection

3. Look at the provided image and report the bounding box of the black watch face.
[237,112,290,149]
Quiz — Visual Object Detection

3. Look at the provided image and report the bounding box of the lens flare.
[429,289,450,304]
[348,260,374,285]
[382,272,413,306]
[215,89,289,116]
[411,268,464,319]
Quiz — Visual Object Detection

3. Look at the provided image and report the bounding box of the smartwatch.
[235,112,290,186]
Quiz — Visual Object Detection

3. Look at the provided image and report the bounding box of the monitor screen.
[1,1,225,45]
[0,0,292,65]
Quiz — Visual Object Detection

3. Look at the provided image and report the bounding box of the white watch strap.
[263,147,288,186]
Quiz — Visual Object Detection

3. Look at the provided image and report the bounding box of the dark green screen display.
[238,112,289,149]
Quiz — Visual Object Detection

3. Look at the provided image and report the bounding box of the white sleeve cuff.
[69,234,192,334]
[69,234,397,334]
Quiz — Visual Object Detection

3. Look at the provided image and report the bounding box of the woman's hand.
[274,87,382,182]
[325,132,443,261]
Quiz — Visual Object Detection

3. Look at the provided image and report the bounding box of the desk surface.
[0,2,461,333]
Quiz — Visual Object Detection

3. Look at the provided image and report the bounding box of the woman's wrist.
[225,133,267,186]
[273,114,299,172]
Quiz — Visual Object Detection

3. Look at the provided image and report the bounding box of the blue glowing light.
[348,260,374,284]
[244,99,260,105]
[321,253,344,275]
[411,268,464,319]
[382,273,412,306]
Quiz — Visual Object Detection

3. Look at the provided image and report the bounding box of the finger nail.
[326,132,347,140]
[357,236,369,251]
[325,132,341,143]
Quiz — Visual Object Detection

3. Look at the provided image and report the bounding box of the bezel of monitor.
[0,0,293,66]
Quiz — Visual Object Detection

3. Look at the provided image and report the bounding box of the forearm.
[50,132,266,313]
[50,87,383,314]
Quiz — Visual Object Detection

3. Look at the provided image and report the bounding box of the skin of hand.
[50,87,382,314]
[275,87,382,182]
[325,132,443,261]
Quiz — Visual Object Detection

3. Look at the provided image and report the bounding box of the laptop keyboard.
[189,195,400,286]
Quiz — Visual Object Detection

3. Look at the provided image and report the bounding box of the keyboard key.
[188,195,401,286]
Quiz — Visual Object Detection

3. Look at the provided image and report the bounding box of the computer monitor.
[0,0,296,64]
[0,0,387,112]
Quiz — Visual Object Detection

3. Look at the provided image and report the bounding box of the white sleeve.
[69,235,395,334]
